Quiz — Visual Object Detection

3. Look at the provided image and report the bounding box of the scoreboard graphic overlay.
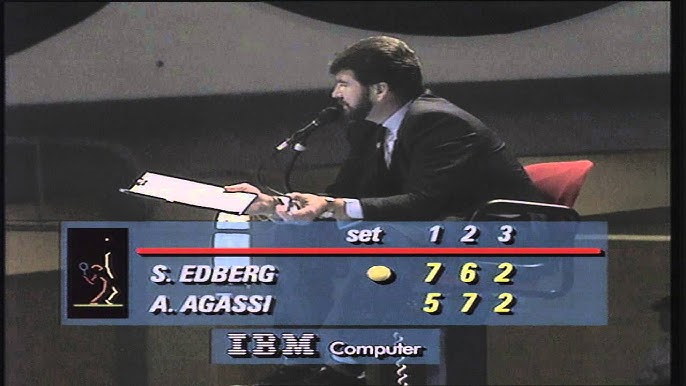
[62,221,607,366]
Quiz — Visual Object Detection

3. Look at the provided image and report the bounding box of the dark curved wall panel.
[5,74,670,171]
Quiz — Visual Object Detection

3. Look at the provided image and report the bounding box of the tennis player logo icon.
[78,252,120,305]
[67,228,128,319]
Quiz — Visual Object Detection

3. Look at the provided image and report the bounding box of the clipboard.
[120,172,257,215]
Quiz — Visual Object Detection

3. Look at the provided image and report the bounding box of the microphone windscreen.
[315,105,342,125]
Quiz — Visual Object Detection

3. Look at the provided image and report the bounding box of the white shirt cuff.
[343,198,364,219]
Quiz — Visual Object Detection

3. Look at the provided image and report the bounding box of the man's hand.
[276,192,350,222]
[276,192,328,222]
[224,183,281,216]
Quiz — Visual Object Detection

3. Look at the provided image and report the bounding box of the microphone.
[275,106,342,151]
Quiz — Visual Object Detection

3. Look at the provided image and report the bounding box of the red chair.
[525,160,594,207]
[471,160,594,221]
[470,160,594,298]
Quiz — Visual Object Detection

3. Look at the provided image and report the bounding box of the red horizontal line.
[136,247,603,256]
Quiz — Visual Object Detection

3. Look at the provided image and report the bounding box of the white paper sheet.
[121,172,257,214]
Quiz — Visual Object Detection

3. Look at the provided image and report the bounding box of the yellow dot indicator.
[367,265,393,283]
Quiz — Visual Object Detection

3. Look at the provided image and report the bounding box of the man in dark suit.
[228,36,544,221]
[226,36,546,385]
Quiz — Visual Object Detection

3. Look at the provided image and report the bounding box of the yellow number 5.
[423,292,443,314]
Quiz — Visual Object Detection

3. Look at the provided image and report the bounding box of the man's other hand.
[224,183,281,216]
[276,192,328,222]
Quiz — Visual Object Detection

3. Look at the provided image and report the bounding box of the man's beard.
[341,93,373,123]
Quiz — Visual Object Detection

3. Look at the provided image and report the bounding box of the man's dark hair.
[329,36,424,102]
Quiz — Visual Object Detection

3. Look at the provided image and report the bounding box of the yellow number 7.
[461,292,481,314]
[425,262,443,284]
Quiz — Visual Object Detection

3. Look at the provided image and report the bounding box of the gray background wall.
[5,2,669,104]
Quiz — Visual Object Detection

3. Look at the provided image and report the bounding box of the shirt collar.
[381,100,412,135]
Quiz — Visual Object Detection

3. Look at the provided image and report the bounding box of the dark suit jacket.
[326,92,546,220]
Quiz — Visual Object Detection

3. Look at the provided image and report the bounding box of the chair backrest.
[524,160,594,207]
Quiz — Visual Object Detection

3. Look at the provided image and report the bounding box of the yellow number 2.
[493,262,515,284]
[493,293,516,314]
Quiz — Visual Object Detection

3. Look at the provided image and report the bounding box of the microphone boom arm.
[256,105,342,196]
